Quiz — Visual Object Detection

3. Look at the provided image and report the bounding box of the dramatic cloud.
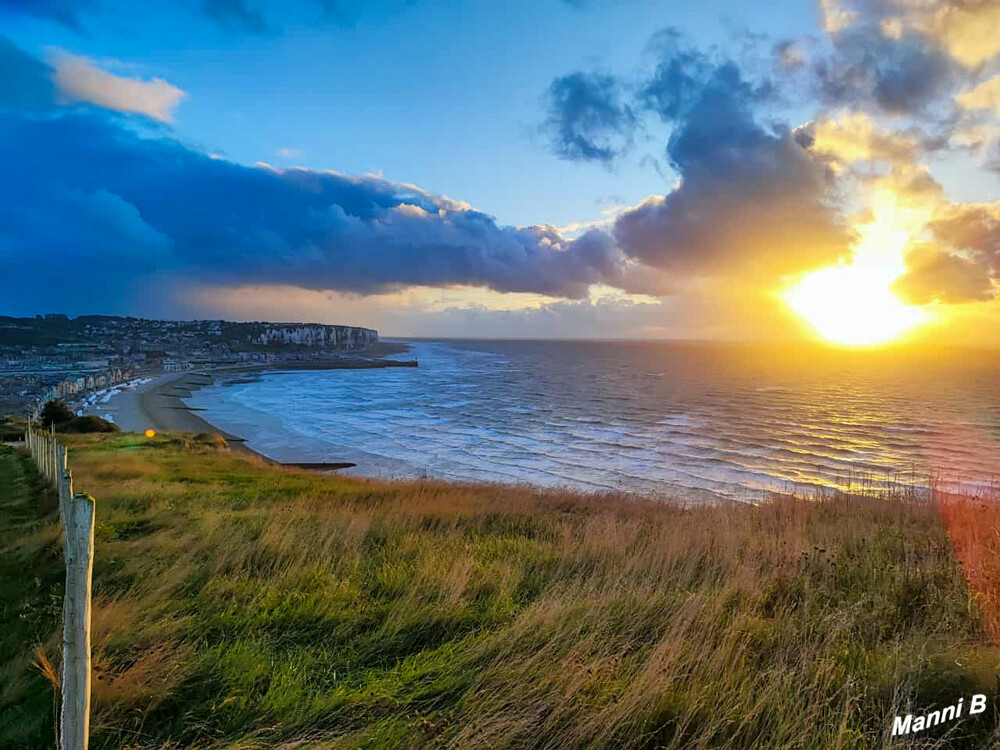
[52,53,186,123]
[616,40,850,280]
[0,109,630,312]
[541,72,636,165]
[4,5,1000,333]
[540,31,850,284]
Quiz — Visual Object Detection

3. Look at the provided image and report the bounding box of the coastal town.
[0,314,380,418]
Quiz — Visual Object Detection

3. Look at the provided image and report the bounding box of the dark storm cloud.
[0,110,627,313]
[541,72,637,166]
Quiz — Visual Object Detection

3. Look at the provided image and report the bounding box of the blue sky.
[2,0,1000,342]
[3,0,821,228]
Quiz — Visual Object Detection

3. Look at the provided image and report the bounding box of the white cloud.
[276,147,304,159]
[52,52,185,123]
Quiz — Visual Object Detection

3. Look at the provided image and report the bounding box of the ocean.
[185,339,1000,502]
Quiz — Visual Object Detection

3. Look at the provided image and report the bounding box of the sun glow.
[783,194,932,347]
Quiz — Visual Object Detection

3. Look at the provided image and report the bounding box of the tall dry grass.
[3,435,1000,749]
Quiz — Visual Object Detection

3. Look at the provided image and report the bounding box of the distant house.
[163,358,193,372]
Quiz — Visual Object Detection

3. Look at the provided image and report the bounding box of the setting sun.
[783,192,933,347]
[783,264,927,346]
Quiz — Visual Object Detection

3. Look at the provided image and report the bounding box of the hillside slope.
[1,436,999,748]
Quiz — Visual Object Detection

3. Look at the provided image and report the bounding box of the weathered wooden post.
[60,476,95,750]
[22,432,95,749]
[49,424,56,485]
[57,446,68,512]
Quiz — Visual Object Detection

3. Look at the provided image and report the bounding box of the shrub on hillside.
[58,415,120,434]
[184,432,229,451]
[39,400,73,428]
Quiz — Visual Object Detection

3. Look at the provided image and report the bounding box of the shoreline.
[88,350,417,466]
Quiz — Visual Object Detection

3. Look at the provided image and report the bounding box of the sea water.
[185,340,1000,501]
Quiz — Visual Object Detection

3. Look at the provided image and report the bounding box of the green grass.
[0,445,64,748]
[2,434,1000,748]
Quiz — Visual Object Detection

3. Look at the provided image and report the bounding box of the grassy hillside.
[0,444,63,747]
[2,435,1000,748]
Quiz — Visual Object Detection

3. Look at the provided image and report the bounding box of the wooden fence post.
[57,446,68,517]
[49,425,56,486]
[60,480,94,750]
[23,429,95,749]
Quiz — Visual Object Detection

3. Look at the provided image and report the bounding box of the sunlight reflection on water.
[186,340,1000,502]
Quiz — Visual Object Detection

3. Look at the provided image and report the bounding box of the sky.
[1,0,999,344]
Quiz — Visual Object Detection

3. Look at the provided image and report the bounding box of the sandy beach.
[87,371,229,434]
[87,352,417,463]
[86,370,324,461]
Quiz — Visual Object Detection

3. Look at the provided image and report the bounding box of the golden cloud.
[956,74,1000,114]
[809,111,919,167]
